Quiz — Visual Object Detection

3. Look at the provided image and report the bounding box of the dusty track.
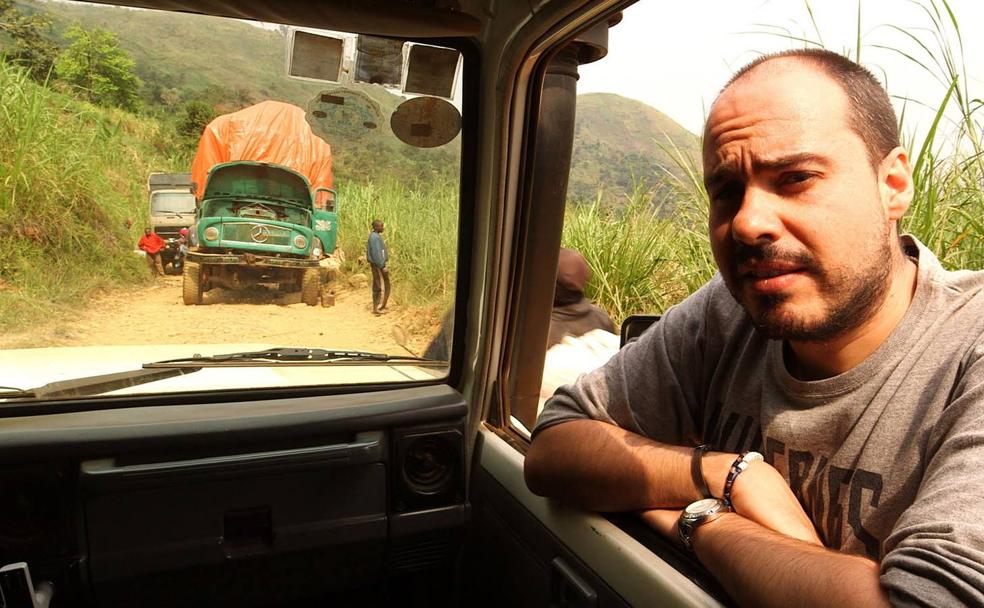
[0,275,439,355]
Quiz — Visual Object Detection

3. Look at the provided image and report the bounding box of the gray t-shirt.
[535,236,984,606]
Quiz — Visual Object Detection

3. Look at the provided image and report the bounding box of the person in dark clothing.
[366,219,390,315]
[547,248,615,348]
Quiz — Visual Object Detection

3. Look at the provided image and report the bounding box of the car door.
[461,1,732,606]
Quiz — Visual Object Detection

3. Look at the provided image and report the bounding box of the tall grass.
[886,0,984,270]
[563,138,715,326]
[0,61,179,330]
[335,177,459,310]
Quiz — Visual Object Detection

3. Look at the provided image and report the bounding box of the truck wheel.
[183,262,203,305]
[301,268,321,306]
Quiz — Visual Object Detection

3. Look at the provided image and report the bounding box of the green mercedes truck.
[183,161,340,306]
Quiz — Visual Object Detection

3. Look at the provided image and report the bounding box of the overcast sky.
[578,0,984,146]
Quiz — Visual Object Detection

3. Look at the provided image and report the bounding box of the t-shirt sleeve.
[880,342,984,606]
[533,277,722,445]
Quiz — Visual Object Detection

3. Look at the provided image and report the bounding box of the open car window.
[0,1,464,403]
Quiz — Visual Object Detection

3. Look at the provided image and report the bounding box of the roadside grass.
[0,61,180,330]
[889,1,984,270]
[563,138,715,326]
[335,177,459,311]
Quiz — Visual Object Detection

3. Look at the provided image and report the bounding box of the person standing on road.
[366,219,390,315]
[138,226,165,276]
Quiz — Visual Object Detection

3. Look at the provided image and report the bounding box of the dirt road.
[0,275,441,355]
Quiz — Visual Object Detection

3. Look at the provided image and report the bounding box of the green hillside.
[570,93,699,204]
[14,0,457,184]
[14,0,695,200]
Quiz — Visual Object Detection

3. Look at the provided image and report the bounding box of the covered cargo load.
[190,101,333,206]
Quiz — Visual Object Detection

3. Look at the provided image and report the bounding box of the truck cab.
[147,172,196,273]
[185,161,338,306]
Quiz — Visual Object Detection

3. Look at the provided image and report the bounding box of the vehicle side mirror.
[620,314,661,348]
[315,188,337,213]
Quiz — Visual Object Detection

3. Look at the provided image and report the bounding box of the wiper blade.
[145,347,444,367]
[0,367,201,401]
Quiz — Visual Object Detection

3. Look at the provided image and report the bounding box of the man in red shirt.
[137,226,165,276]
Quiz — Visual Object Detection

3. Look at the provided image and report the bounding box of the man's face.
[376,222,385,233]
[703,60,899,342]
[144,228,151,236]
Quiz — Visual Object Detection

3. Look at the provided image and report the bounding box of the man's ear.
[879,146,914,221]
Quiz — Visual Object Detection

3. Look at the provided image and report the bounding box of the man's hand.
[699,453,822,546]
[728,461,822,546]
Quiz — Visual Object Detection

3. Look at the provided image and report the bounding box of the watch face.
[685,498,721,517]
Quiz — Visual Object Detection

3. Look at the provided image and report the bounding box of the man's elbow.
[524,436,550,496]
[523,427,564,497]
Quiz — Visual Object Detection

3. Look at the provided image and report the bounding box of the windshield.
[0,1,462,400]
[151,191,196,214]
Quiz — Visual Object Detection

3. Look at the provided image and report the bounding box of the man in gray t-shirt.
[526,49,984,607]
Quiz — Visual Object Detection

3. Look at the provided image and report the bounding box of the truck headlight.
[293,234,308,249]
[203,226,219,241]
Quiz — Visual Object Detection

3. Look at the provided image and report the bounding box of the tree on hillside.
[54,24,140,110]
[0,0,59,81]
[176,100,215,141]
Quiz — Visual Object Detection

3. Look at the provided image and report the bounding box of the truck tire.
[301,268,321,306]
[183,262,203,305]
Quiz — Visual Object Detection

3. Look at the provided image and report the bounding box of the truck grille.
[155,227,184,239]
[222,223,292,246]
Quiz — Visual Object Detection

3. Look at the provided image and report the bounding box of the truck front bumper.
[187,251,318,269]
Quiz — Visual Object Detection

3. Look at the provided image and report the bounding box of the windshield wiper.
[0,367,201,401]
[0,348,445,402]
[145,347,445,367]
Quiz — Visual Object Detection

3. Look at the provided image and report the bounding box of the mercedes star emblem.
[250,224,271,243]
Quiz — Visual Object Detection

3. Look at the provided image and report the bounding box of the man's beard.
[724,238,894,342]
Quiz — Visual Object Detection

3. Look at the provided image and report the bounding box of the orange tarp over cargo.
[191,100,332,201]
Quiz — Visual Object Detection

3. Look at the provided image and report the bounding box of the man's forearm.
[693,513,889,608]
[525,420,729,511]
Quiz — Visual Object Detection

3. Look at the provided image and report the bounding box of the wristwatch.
[677,498,731,551]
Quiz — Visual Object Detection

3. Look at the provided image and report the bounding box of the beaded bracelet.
[722,451,764,506]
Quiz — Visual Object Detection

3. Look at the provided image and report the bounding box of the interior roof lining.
[75,0,483,38]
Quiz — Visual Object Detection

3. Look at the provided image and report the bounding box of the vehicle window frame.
[0,15,480,417]
[488,0,634,446]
